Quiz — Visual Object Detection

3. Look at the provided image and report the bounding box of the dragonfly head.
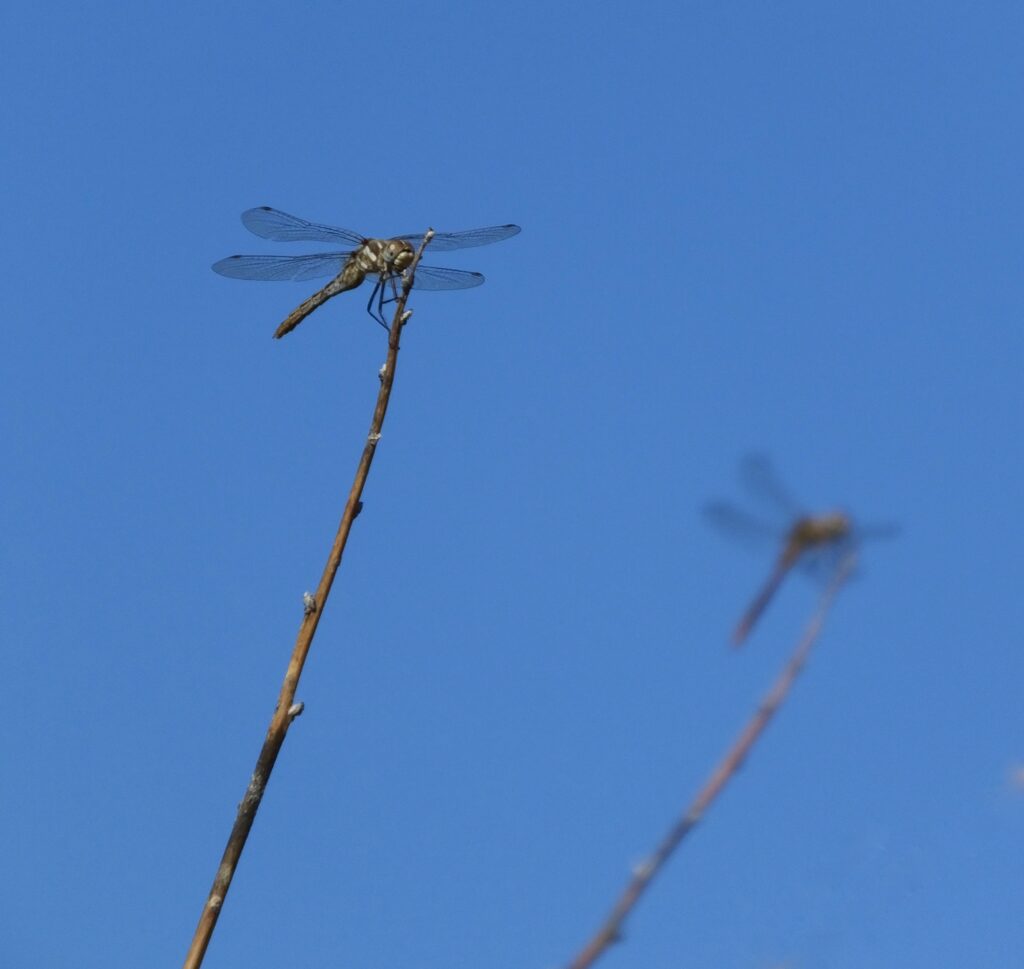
[382,240,415,273]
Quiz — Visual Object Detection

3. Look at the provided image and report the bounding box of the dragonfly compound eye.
[390,244,415,271]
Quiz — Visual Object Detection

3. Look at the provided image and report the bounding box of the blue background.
[3,2,1022,967]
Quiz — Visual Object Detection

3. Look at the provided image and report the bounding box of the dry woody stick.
[182,231,435,969]
[566,552,858,969]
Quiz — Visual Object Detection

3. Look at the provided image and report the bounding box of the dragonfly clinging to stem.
[212,207,521,338]
[705,456,894,647]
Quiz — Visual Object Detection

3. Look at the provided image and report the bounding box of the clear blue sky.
[3,2,1022,967]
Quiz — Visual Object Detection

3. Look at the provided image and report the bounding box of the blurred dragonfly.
[705,456,894,646]
[212,207,521,338]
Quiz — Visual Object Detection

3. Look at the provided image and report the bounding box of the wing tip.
[239,206,271,222]
[211,256,241,277]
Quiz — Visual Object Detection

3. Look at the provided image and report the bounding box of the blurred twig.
[565,552,858,969]
[182,231,435,969]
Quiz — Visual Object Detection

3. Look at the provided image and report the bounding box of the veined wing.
[212,252,349,282]
[406,265,486,290]
[396,224,521,252]
[240,207,368,247]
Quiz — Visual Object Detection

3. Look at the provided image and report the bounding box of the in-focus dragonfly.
[212,207,521,338]
[705,456,894,646]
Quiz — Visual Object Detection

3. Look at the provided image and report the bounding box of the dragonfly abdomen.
[273,262,367,339]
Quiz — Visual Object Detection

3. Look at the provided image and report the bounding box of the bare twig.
[566,552,858,969]
[182,231,435,969]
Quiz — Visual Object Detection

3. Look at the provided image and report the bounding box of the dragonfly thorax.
[789,512,851,548]
[355,238,416,278]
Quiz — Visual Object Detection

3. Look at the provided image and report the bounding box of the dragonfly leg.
[365,278,389,330]
[379,274,401,308]
[378,276,405,325]
[375,278,390,329]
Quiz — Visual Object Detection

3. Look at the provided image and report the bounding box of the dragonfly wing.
[240,207,368,247]
[703,502,780,548]
[855,522,900,541]
[739,454,806,519]
[395,224,521,252]
[212,252,349,282]
[406,265,486,291]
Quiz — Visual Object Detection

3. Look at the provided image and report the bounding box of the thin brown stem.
[566,552,858,969]
[182,231,435,969]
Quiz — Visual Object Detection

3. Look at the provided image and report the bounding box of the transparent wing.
[739,454,805,519]
[396,224,521,252]
[240,207,368,247]
[703,502,780,548]
[407,265,486,291]
[855,521,900,541]
[212,252,350,282]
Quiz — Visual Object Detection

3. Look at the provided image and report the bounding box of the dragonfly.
[212,207,521,338]
[705,456,894,646]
